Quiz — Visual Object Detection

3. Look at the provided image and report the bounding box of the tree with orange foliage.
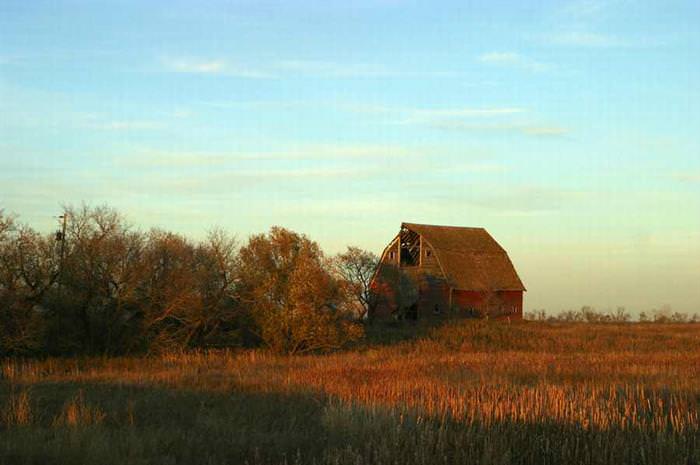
[238,227,362,354]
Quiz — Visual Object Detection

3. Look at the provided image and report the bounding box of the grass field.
[2,321,700,465]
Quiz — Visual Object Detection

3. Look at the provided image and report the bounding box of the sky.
[1,0,699,315]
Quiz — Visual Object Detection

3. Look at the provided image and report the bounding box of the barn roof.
[402,222,526,292]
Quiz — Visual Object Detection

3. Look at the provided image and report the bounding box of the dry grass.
[52,390,106,427]
[1,321,700,464]
[1,389,32,427]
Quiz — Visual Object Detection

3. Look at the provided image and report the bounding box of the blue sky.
[1,0,699,314]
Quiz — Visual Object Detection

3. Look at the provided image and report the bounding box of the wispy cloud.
[275,59,461,79]
[465,186,588,213]
[541,31,632,48]
[520,126,569,136]
[431,121,569,137]
[671,172,700,183]
[409,107,524,119]
[421,184,590,214]
[478,52,549,72]
[166,58,225,73]
[439,162,510,174]
[337,103,527,126]
[561,0,608,20]
[160,57,273,78]
[198,101,523,119]
[275,60,393,78]
[325,102,557,136]
[115,144,422,169]
[88,120,164,131]
[542,1,659,48]
[161,56,460,80]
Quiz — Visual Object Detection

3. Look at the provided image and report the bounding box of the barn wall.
[370,239,405,319]
[370,270,396,319]
[370,236,451,320]
[419,241,441,272]
[452,290,523,320]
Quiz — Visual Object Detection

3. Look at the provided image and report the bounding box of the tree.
[51,205,145,353]
[671,312,689,323]
[610,307,631,323]
[137,230,203,352]
[332,246,379,321]
[238,227,362,354]
[0,212,52,355]
[190,229,242,348]
[653,305,672,323]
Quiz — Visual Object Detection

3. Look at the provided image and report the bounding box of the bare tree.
[53,205,145,353]
[0,212,52,355]
[332,246,379,321]
[138,229,202,351]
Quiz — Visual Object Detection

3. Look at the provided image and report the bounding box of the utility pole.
[56,213,68,298]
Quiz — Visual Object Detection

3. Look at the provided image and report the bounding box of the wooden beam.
[419,234,422,267]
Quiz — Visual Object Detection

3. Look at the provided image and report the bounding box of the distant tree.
[332,246,379,321]
[578,306,596,322]
[524,309,547,321]
[671,312,689,323]
[0,209,13,238]
[639,311,649,323]
[237,227,362,354]
[653,305,673,323]
[610,307,631,323]
[554,309,582,322]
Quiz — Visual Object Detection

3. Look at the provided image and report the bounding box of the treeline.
[526,306,699,323]
[0,206,378,356]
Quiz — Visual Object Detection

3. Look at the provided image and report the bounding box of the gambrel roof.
[402,222,526,292]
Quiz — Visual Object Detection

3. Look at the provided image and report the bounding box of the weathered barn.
[370,223,525,320]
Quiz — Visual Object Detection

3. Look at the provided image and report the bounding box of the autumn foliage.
[0,206,362,355]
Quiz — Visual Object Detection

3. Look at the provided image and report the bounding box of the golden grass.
[52,390,106,427]
[1,389,32,427]
[1,321,700,464]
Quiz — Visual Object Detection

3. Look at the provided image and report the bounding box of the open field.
[2,321,700,465]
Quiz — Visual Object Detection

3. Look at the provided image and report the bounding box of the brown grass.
[52,390,106,427]
[1,389,32,427]
[1,321,700,464]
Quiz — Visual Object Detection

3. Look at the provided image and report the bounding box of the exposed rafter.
[399,226,420,266]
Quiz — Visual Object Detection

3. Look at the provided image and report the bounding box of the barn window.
[426,249,432,257]
[389,251,396,260]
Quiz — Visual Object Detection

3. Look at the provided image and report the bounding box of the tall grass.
[2,321,700,464]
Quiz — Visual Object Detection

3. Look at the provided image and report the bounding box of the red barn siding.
[452,290,523,320]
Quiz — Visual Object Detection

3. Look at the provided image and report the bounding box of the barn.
[370,222,525,320]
